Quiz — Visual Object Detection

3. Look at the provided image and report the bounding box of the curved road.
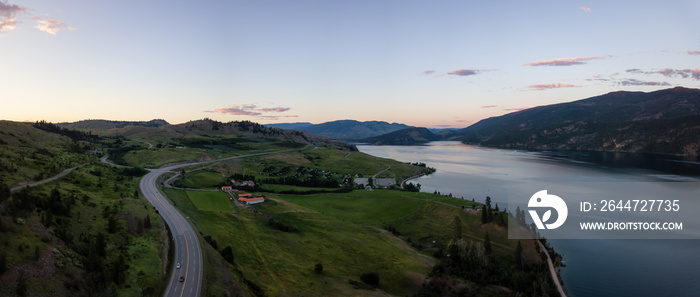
[139,151,292,297]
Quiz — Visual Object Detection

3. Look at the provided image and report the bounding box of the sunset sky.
[2,0,699,128]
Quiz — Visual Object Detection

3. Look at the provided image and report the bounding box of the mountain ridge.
[454,87,700,156]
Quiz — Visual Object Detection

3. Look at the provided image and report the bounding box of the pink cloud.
[0,1,24,32]
[687,50,700,55]
[528,83,577,91]
[34,17,75,35]
[422,70,435,75]
[524,56,606,67]
[448,69,480,76]
[481,105,497,108]
[580,7,591,13]
[204,104,294,117]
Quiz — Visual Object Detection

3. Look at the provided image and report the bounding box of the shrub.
[360,272,379,287]
[314,263,323,274]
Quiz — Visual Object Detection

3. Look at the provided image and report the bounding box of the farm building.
[241,197,265,205]
[221,186,233,191]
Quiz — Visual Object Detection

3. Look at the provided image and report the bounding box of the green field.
[163,186,542,297]
[174,170,223,189]
[185,191,234,212]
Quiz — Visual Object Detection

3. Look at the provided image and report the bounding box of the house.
[221,186,233,191]
[242,180,255,187]
[375,178,396,187]
[230,179,237,184]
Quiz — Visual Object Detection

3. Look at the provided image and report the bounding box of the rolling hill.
[275,120,414,141]
[57,119,169,130]
[454,87,700,156]
[360,127,440,145]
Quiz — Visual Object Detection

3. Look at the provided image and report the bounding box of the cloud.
[528,83,577,91]
[580,7,591,13]
[447,69,480,76]
[629,68,700,80]
[524,56,606,67]
[687,50,700,55]
[626,68,643,74]
[34,17,75,35]
[259,107,291,113]
[618,79,671,86]
[422,70,435,75]
[0,1,24,32]
[204,104,295,118]
[481,105,497,108]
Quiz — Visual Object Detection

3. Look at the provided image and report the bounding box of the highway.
[138,151,292,297]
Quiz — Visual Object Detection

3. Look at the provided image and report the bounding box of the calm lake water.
[358,141,700,297]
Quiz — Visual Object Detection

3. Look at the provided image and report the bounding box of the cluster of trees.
[480,196,507,226]
[415,236,556,297]
[403,182,421,192]
[33,120,98,142]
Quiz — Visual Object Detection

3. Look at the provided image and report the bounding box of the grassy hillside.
[164,187,550,296]
[0,163,167,297]
[455,87,700,156]
[173,148,434,191]
[0,121,94,188]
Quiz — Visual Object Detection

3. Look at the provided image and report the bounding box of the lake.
[358,141,700,297]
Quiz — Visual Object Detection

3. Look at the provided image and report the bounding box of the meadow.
[164,185,540,297]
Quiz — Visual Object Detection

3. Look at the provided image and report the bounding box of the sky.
[2,0,699,128]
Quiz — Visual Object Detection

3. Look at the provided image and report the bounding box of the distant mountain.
[58,119,169,130]
[427,128,459,134]
[455,87,700,156]
[297,120,413,140]
[264,122,313,130]
[361,127,441,145]
[123,119,358,151]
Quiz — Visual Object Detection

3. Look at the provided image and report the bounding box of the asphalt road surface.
[139,150,291,297]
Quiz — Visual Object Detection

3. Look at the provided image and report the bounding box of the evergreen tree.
[0,181,9,202]
[515,241,523,269]
[0,252,7,275]
[454,216,462,239]
[481,205,487,224]
[143,215,152,229]
[484,232,492,254]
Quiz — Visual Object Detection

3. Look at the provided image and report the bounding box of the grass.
[186,191,234,212]
[162,185,540,297]
[174,170,222,189]
[0,163,167,297]
[163,187,435,296]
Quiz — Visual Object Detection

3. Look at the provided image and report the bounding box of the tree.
[133,190,139,199]
[0,252,7,275]
[16,271,28,297]
[481,205,487,224]
[143,215,152,229]
[360,272,379,287]
[515,241,523,269]
[111,254,127,284]
[484,232,492,255]
[221,246,234,264]
[107,216,119,233]
[314,263,323,274]
[454,216,462,239]
[485,196,493,222]
[0,181,9,202]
